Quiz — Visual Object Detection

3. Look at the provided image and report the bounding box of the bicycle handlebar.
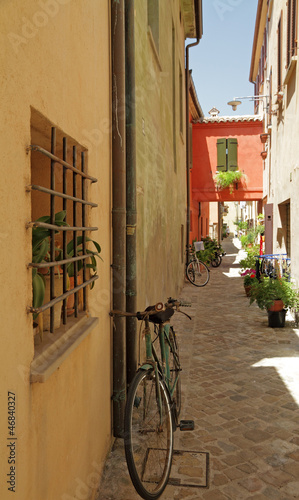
[110,297,191,320]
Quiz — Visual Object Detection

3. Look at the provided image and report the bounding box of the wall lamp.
[227,95,269,112]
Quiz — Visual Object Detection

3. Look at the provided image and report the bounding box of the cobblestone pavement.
[97,238,299,499]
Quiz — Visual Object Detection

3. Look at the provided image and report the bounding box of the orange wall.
[192,119,263,202]
[190,199,209,243]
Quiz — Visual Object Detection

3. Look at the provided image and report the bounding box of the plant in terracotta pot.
[214,170,245,194]
[249,276,299,327]
[241,269,257,297]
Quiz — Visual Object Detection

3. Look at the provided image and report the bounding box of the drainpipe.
[185,0,202,266]
[125,0,137,386]
[111,0,126,438]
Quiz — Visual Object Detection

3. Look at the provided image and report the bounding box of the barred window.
[27,110,100,336]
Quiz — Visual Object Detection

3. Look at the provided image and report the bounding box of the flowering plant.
[241,269,257,287]
[249,276,299,311]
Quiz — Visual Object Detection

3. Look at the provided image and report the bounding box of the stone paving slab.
[97,238,299,499]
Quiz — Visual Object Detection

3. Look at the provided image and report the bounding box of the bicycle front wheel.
[186,260,210,287]
[124,369,174,500]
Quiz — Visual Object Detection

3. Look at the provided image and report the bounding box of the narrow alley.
[97,238,299,500]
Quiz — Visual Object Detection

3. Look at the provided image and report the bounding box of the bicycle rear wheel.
[124,369,174,500]
[211,254,222,267]
[186,259,210,286]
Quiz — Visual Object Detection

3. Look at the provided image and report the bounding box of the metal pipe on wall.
[125,0,137,387]
[111,0,127,438]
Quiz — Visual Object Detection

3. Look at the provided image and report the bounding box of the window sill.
[284,56,297,86]
[31,313,99,383]
[147,27,162,71]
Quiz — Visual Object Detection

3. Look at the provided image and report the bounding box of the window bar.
[28,185,97,207]
[27,145,97,182]
[62,137,68,324]
[28,221,97,232]
[29,253,98,270]
[50,127,56,333]
[81,151,87,311]
[73,146,78,317]
[30,275,98,315]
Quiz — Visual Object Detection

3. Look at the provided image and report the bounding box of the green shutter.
[227,138,238,171]
[217,138,227,171]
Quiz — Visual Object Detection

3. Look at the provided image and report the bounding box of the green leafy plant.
[32,211,68,318]
[249,276,299,311]
[234,219,248,232]
[67,235,102,289]
[241,269,257,287]
[239,253,257,272]
[194,237,223,265]
[214,171,245,194]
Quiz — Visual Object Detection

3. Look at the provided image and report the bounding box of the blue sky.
[188,0,259,117]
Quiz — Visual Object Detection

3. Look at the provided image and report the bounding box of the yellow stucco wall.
[135,0,187,308]
[0,1,112,499]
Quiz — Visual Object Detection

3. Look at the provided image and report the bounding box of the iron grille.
[27,126,99,333]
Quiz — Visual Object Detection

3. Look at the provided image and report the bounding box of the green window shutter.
[228,138,238,171]
[217,138,227,171]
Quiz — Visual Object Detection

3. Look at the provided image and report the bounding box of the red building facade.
[190,116,263,243]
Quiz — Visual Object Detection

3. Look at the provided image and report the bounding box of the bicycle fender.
[139,364,153,371]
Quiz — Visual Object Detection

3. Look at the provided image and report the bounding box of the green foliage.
[67,236,102,289]
[249,277,299,311]
[32,211,102,315]
[234,220,248,231]
[214,171,245,194]
[243,274,258,287]
[239,253,257,272]
[32,211,68,319]
[195,237,223,264]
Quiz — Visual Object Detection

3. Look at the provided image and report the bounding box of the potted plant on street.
[241,269,257,297]
[249,276,299,327]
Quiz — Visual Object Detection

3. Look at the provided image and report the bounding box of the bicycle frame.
[142,318,179,427]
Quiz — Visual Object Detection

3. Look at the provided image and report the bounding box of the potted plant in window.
[249,276,299,327]
[214,170,245,194]
[32,211,69,333]
[66,235,102,316]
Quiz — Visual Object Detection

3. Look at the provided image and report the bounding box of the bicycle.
[110,297,194,500]
[186,245,210,287]
[211,246,226,268]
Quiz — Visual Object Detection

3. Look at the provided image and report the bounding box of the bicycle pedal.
[179,420,195,431]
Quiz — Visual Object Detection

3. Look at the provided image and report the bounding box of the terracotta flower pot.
[67,276,83,316]
[268,299,284,312]
[42,274,63,330]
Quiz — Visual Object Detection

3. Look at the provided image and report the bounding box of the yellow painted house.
[0,1,202,498]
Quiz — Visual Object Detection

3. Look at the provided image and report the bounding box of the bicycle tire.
[211,254,222,267]
[186,259,210,286]
[124,369,174,500]
[168,327,181,418]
